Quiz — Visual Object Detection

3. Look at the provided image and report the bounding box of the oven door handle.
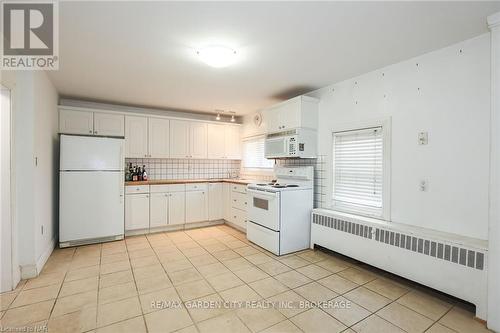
[247,189,280,199]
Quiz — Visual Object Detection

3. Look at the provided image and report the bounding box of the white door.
[207,124,225,159]
[125,193,150,231]
[150,193,168,228]
[149,118,170,158]
[125,116,148,158]
[170,120,190,158]
[1,86,12,292]
[60,171,125,242]
[224,125,241,159]
[93,112,125,137]
[169,192,186,225]
[189,122,207,158]
[186,191,208,223]
[59,109,94,135]
[208,183,223,220]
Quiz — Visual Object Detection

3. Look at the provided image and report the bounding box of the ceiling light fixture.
[215,110,223,121]
[197,46,237,68]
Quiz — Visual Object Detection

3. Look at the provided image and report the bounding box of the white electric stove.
[247,166,314,255]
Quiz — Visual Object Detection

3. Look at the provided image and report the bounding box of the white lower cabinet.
[223,183,232,222]
[149,185,186,228]
[208,183,223,221]
[149,193,168,228]
[186,184,208,223]
[169,192,186,225]
[125,193,150,231]
[226,183,248,230]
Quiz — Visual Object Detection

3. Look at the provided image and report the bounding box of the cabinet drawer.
[231,184,247,194]
[125,185,149,194]
[231,191,248,211]
[247,222,279,255]
[230,207,247,229]
[150,184,185,193]
[186,183,208,191]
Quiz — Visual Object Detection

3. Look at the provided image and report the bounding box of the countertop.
[125,178,260,186]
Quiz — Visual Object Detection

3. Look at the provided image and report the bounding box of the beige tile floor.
[0,225,493,333]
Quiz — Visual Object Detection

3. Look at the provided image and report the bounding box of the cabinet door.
[59,109,94,135]
[169,192,186,225]
[207,124,226,159]
[93,113,125,137]
[125,116,148,158]
[150,193,168,228]
[222,183,232,222]
[224,126,241,159]
[185,191,208,223]
[279,100,300,130]
[208,183,223,220]
[265,108,281,133]
[125,194,150,231]
[149,118,170,158]
[189,122,208,159]
[170,120,190,158]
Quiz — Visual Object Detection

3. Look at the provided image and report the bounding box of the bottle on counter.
[142,165,148,181]
[126,163,133,181]
[132,166,138,181]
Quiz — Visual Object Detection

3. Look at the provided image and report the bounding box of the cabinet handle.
[94,131,98,134]
[89,130,92,134]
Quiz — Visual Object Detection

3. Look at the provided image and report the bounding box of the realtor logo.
[1,1,59,70]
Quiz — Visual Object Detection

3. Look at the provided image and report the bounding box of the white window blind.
[243,137,274,169]
[332,127,383,217]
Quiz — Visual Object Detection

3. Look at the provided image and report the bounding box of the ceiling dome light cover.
[197,46,237,68]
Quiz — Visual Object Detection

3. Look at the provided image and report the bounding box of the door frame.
[1,82,15,292]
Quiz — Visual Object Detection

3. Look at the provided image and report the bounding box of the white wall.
[33,72,59,269]
[6,71,58,279]
[313,33,491,240]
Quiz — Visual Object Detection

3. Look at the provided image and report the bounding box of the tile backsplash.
[126,158,241,180]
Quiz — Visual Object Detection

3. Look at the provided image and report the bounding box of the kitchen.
[1,2,500,333]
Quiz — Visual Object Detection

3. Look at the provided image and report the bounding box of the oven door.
[247,189,281,231]
[265,136,289,158]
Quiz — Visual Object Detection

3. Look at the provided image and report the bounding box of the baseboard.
[20,264,37,279]
[35,237,55,275]
[224,220,246,233]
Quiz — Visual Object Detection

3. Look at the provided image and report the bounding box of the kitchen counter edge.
[125,179,257,186]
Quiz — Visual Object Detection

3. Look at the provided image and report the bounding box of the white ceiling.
[49,1,500,115]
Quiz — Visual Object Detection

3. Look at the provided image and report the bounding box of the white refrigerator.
[59,135,125,247]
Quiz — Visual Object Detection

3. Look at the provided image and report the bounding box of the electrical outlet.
[418,132,428,145]
[420,180,427,191]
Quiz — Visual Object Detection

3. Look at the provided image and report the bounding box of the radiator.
[310,208,488,320]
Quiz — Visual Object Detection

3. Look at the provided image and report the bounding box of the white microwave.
[264,128,317,158]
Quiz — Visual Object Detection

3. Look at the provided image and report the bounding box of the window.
[332,126,386,218]
[242,136,274,169]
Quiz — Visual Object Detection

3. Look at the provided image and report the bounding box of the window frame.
[331,117,391,220]
[241,135,274,171]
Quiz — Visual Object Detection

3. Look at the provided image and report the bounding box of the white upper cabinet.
[170,120,207,159]
[189,122,208,159]
[170,120,190,158]
[59,109,94,135]
[60,108,124,137]
[264,96,319,133]
[93,113,124,137]
[224,125,241,159]
[125,116,148,158]
[149,118,170,158]
[207,124,226,159]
